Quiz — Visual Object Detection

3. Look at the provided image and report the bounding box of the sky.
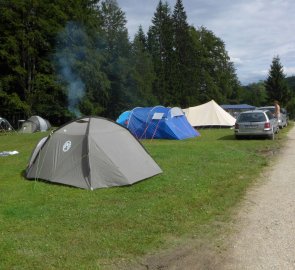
[116,0,295,85]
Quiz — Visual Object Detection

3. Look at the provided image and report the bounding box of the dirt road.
[220,126,295,269]
[127,126,295,270]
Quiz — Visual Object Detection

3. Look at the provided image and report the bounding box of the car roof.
[257,106,274,108]
[240,110,267,114]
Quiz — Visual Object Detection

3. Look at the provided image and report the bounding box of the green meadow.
[0,125,291,269]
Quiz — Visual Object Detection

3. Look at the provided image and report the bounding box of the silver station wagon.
[256,106,288,129]
[234,110,279,140]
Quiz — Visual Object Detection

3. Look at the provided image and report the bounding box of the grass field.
[0,125,291,269]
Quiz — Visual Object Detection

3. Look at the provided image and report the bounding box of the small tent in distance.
[183,100,236,127]
[116,106,199,140]
[19,115,51,133]
[0,117,14,133]
[26,117,162,190]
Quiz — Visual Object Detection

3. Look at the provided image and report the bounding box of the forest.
[1,0,294,127]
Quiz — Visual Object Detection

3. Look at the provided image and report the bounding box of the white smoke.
[54,22,87,117]
[59,55,85,117]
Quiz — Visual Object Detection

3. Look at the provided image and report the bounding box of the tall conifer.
[99,0,131,119]
[129,26,157,106]
[265,56,290,106]
[147,1,174,105]
[171,0,195,107]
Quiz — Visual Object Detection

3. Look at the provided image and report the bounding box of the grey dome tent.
[26,116,162,190]
[0,117,13,132]
[19,115,51,133]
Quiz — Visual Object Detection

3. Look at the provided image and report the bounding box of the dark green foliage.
[0,0,72,125]
[239,59,295,116]
[265,56,291,106]
[240,81,267,107]
[99,0,132,119]
[54,21,109,117]
[0,0,253,124]
[285,76,295,90]
[129,26,157,106]
[284,76,295,118]
[0,87,30,117]
[147,1,174,106]
[170,0,196,107]
[190,27,241,104]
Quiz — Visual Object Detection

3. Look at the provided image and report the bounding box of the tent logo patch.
[63,141,72,152]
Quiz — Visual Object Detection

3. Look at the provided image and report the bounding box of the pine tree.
[147,0,174,105]
[171,0,195,107]
[54,21,110,118]
[129,26,157,107]
[0,0,71,124]
[0,0,109,123]
[265,56,290,106]
[99,0,132,119]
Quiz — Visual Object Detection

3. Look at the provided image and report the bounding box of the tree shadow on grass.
[218,135,236,140]
[218,135,276,141]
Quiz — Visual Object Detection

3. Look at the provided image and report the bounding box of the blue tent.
[116,106,199,140]
[116,110,130,126]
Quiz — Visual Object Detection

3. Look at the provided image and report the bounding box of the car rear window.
[266,111,274,119]
[238,112,266,122]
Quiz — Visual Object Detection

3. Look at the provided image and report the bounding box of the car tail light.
[235,123,239,129]
[264,122,270,129]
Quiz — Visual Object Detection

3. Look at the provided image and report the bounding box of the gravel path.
[221,126,295,270]
[126,127,295,270]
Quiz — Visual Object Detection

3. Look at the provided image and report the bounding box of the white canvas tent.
[183,100,236,127]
